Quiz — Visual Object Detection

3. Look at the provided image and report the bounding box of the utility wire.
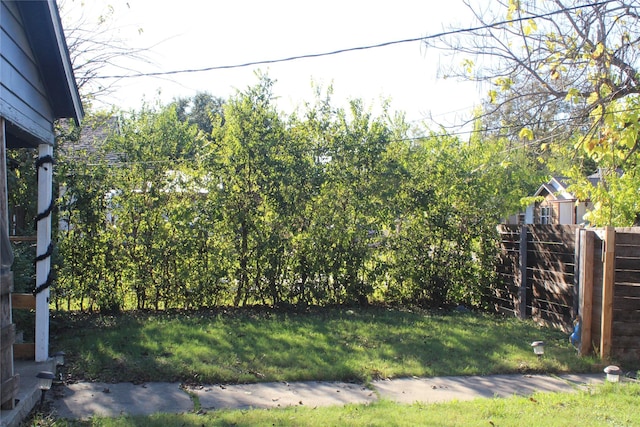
[95,0,615,80]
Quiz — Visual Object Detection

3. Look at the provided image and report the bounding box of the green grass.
[33,382,640,426]
[51,307,603,385]
[35,307,637,427]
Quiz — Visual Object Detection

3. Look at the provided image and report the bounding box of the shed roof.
[533,176,576,201]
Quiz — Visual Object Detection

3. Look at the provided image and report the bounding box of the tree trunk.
[234,219,248,306]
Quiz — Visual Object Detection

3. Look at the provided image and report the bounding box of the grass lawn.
[51,307,604,385]
[33,306,638,426]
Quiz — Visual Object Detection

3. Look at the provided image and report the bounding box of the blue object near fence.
[570,317,581,348]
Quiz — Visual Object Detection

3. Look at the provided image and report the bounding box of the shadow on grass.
[51,307,601,385]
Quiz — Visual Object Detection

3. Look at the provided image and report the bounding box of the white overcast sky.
[62,0,486,130]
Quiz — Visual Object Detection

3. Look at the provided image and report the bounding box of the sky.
[62,0,487,131]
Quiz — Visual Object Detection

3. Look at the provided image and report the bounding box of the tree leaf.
[587,92,599,105]
[591,42,605,59]
[518,128,534,141]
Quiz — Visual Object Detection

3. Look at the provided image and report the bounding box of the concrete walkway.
[48,373,604,420]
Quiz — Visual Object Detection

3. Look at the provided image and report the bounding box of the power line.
[95,0,615,80]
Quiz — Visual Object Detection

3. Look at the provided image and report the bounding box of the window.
[518,213,526,225]
[540,206,551,224]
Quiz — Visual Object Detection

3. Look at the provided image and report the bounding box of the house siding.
[576,202,590,224]
[505,177,597,226]
[534,198,579,225]
[0,1,56,146]
[558,201,575,224]
[535,195,557,224]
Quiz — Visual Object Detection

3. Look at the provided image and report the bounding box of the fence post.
[578,229,594,356]
[518,225,528,319]
[573,227,581,317]
[600,226,615,360]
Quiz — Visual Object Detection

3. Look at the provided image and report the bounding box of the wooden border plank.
[11,293,35,309]
[13,343,35,360]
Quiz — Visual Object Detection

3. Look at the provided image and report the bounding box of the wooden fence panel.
[579,230,604,357]
[494,225,640,361]
[592,237,604,351]
[527,225,578,332]
[495,225,522,318]
[494,224,577,331]
[578,229,594,356]
[611,230,640,361]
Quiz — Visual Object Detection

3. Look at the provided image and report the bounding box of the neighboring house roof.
[59,115,123,164]
[534,171,619,203]
[533,176,577,201]
[2,0,83,148]
[587,170,610,187]
[587,172,602,187]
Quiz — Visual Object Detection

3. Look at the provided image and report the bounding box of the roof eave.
[16,0,84,124]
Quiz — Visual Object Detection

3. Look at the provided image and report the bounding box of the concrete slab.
[187,381,377,411]
[47,373,605,420]
[373,374,603,404]
[51,382,193,419]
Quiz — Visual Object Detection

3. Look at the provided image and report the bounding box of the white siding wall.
[0,1,55,145]
[525,205,534,224]
[558,201,574,224]
[576,202,590,224]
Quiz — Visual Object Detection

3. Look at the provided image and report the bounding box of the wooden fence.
[581,227,640,361]
[495,224,579,332]
[495,224,640,362]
